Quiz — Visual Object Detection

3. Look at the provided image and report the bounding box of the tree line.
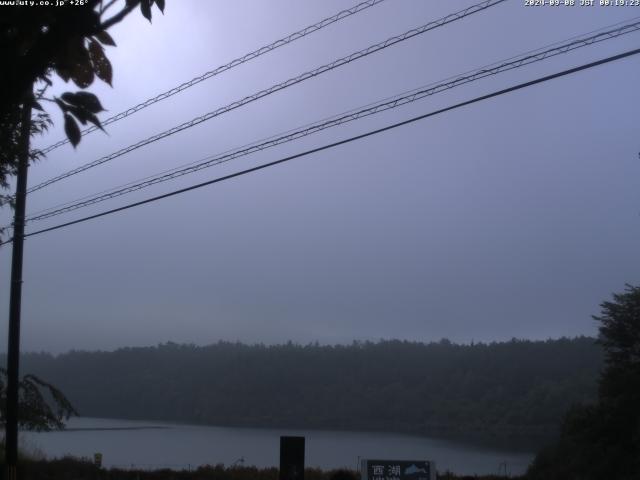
[7,336,602,448]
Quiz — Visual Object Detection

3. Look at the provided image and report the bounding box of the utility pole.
[5,91,33,480]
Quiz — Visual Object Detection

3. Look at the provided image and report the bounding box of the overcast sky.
[1,0,639,353]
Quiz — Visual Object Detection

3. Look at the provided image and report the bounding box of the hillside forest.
[11,337,601,449]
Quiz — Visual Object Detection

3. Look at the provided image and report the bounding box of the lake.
[22,417,533,476]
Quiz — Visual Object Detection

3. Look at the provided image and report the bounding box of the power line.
[27,0,506,195]
[23,19,640,223]
[25,15,640,220]
[39,0,389,154]
[3,47,636,246]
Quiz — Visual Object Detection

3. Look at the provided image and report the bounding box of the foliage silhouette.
[0,0,165,205]
[0,368,76,432]
[527,285,640,480]
[1,0,166,247]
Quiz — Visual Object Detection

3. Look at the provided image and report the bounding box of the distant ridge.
[7,337,602,449]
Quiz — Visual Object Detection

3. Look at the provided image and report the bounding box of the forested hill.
[16,338,601,448]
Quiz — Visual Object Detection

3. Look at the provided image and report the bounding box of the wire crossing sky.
[39,0,389,154]
[27,0,506,195]
[2,0,639,353]
[2,45,636,245]
[22,18,640,224]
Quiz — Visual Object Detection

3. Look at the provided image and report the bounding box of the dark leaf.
[69,44,95,88]
[29,149,45,163]
[64,113,81,148]
[89,40,113,86]
[68,107,104,133]
[88,39,104,62]
[54,97,68,112]
[69,106,88,125]
[71,65,94,88]
[85,112,105,132]
[55,66,71,83]
[95,30,116,46]
[155,0,165,13]
[62,91,104,113]
[140,0,152,21]
[126,0,139,5]
[74,91,105,113]
[32,101,44,112]
[58,37,94,88]
[60,92,76,104]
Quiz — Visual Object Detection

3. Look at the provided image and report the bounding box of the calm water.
[22,417,533,476]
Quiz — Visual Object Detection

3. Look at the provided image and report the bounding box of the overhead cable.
[24,19,640,223]
[2,47,635,246]
[39,0,389,154]
[27,0,506,195]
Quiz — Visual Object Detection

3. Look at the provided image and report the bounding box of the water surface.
[22,417,533,476]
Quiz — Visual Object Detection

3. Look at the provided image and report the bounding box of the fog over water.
[1,1,639,353]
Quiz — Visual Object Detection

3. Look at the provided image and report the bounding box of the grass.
[2,456,523,480]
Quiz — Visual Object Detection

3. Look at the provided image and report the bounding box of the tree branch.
[100,0,120,16]
[100,2,138,31]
